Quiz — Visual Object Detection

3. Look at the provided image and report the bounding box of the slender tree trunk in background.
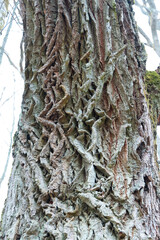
[1,0,160,239]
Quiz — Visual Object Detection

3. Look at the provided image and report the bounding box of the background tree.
[135,0,160,58]
[134,0,160,162]
[0,0,23,211]
[0,0,9,31]
[1,0,160,239]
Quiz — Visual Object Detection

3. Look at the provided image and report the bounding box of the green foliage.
[112,2,116,12]
[145,70,160,139]
[145,71,160,92]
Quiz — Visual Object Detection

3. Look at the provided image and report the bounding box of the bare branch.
[135,0,160,57]
[0,88,22,108]
[138,26,153,48]
[0,1,19,64]
[0,75,16,188]
[135,0,150,15]
[0,87,6,102]
[147,0,160,56]
[1,48,19,70]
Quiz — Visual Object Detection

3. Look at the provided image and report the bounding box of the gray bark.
[1,0,160,239]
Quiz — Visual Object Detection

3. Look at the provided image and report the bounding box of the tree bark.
[1,0,160,239]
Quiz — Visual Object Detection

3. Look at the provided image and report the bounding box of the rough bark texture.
[144,70,160,163]
[145,70,160,134]
[1,0,160,239]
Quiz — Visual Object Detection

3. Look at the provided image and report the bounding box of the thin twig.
[1,48,19,71]
[0,74,16,188]
[138,26,153,48]
[0,0,19,64]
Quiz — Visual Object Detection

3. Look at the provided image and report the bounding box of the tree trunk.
[1,0,160,239]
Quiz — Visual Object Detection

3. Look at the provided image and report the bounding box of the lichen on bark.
[144,69,160,166]
[1,0,160,239]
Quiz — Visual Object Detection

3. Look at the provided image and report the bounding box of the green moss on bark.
[145,70,160,138]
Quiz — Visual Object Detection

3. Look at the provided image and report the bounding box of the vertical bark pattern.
[1,0,160,239]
